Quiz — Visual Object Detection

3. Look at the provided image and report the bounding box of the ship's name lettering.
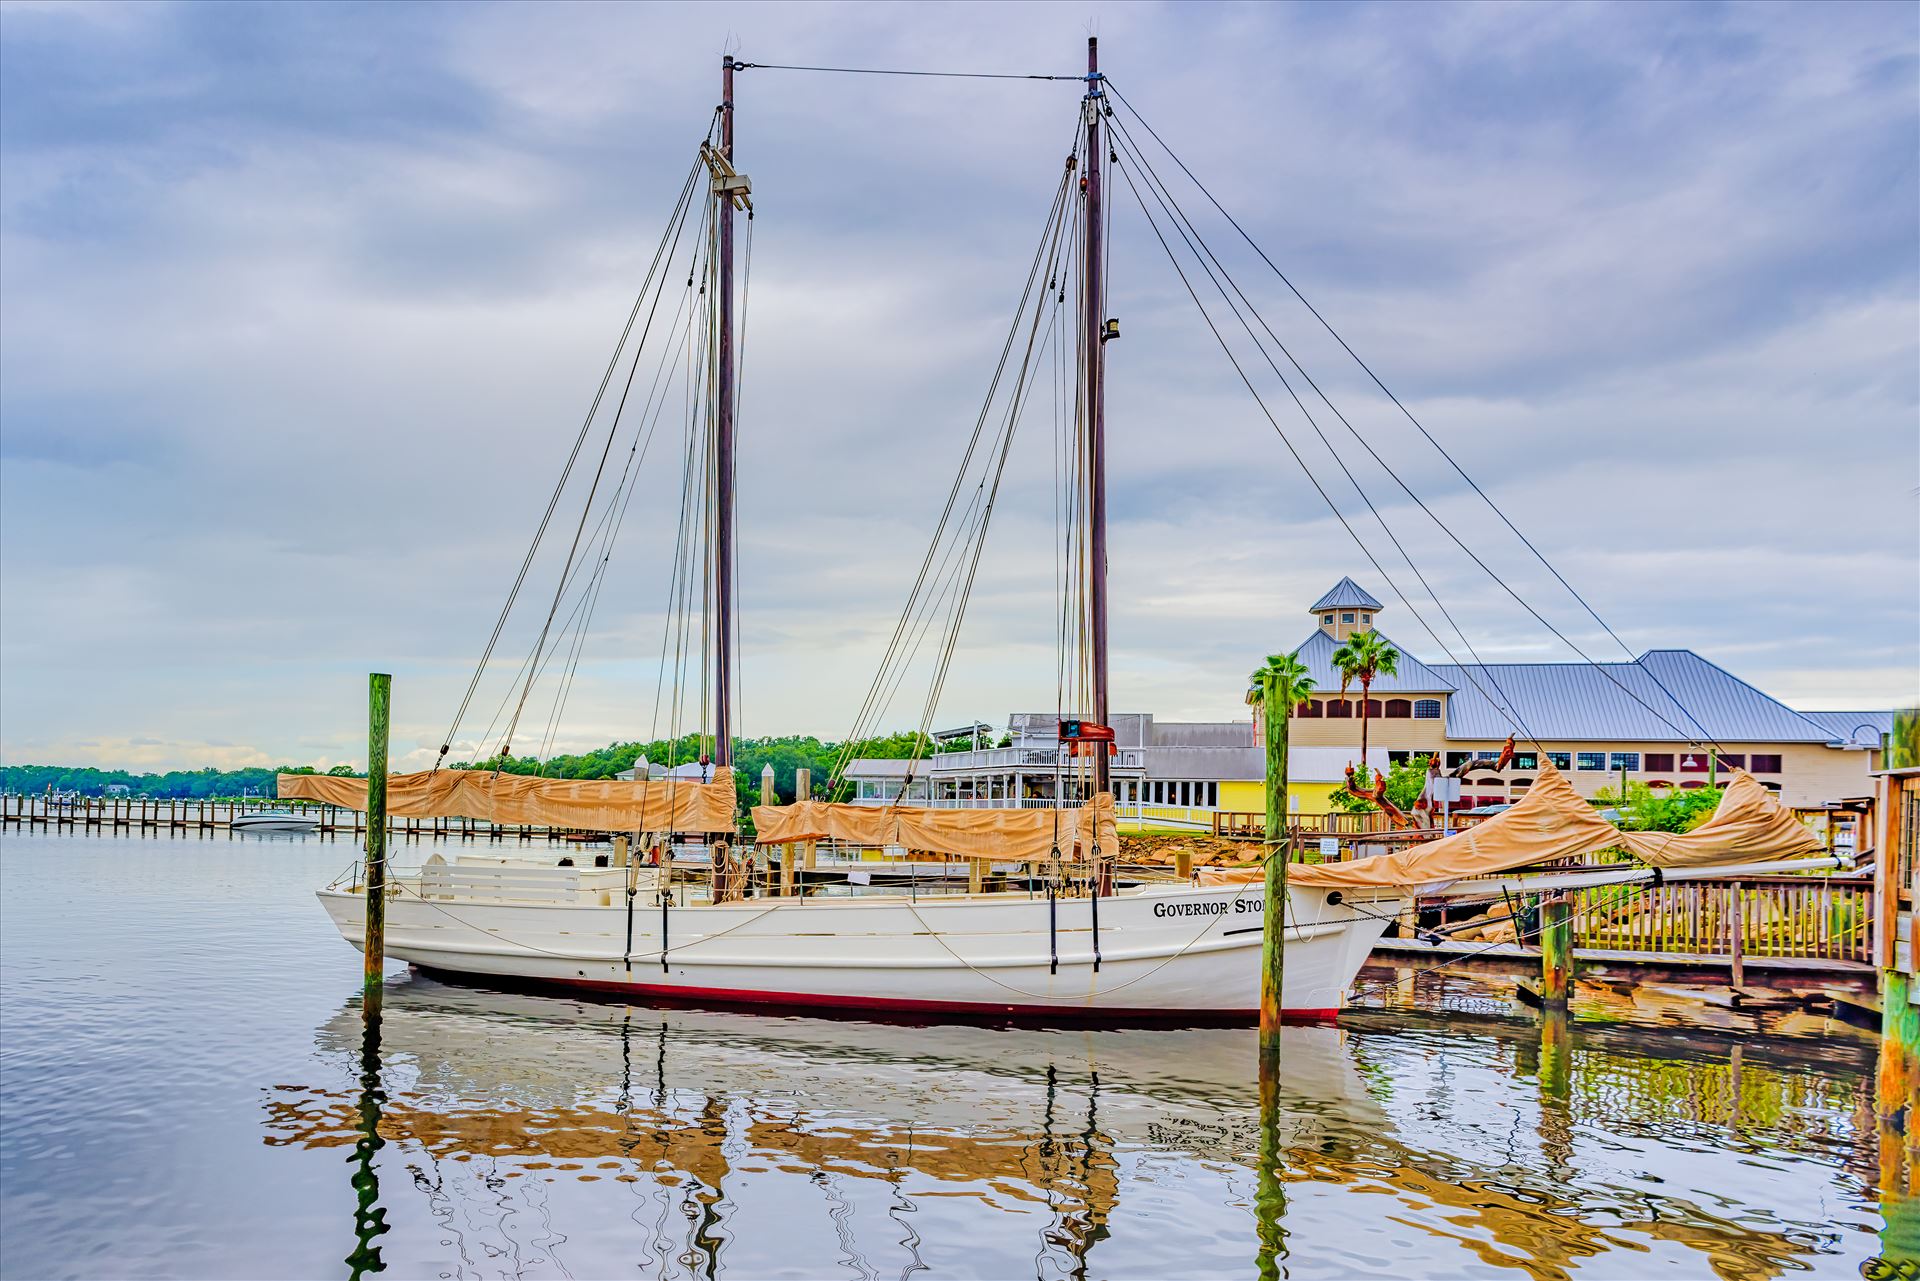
[1154,899,1264,918]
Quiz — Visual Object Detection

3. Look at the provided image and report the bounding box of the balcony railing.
[914,747,1146,773]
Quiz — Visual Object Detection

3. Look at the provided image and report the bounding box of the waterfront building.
[1275,578,1892,809]
[842,713,1390,828]
[844,576,1891,823]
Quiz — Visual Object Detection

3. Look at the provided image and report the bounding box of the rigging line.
[442,155,704,763]
[902,210,1074,780]
[1108,125,1538,746]
[905,221,1063,779]
[536,313,697,764]
[654,237,715,766]
[496,163,703,762]
[474,271,706,768]
[828,160,1076,786]
[1112,160,1564,751]
[1108,120,1531,740]
[834,161,1073,762]
[1104,82,1724,751]
[536,262,709,762]
[853,272,1071,760]
[734,61,1081,82]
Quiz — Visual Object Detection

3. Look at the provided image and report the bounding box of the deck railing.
[1571,875,1873,964]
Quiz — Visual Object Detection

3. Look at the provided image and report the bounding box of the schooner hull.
[317,881,1397,1021]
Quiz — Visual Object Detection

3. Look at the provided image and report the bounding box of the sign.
[1425,776,1462,804]
[1318,837,1338,859]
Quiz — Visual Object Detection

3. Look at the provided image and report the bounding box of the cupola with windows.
[1309,576,1382,640]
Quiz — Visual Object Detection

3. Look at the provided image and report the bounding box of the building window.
[1207,782,1219,807]
[1385,698,1411,718]
[1294,699,1321,718]
[1510,777,1533,789]
[1444,751,1471,769]
[1610,752,1639,772]
[1513,753,1538,771]
[1715,753,1746,770]
[1361,613,1372,624]
[1681,780,1705,790]
[1413,699,1441,719]
[1365,699,1383,718]
[1475,751,1498,761]
[1322,613,1334,625]
[1388,751,1413,765]
[1576,752,1606,771]
[1646,780,1672,789]
[1327,699,1352,718]
[1679,753,1708,773]
[1749,754,1782,774]
[1644,753,1674,772]
[1342,612,1356,624]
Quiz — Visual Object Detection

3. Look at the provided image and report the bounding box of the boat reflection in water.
[262,971,1894,1279]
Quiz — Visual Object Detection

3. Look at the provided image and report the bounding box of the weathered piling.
[363,674,391,1017]
[1540,892,1573,1006]
[1256,651,1313,1059]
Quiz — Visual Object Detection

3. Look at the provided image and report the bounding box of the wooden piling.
[364,673,391,1018]
[1540,892,1572,1006]
[1257,652,1311,1062]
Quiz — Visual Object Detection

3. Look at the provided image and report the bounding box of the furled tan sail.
[752,793,1118,862]
[278,768,736,831]
[1199,764,1818,889]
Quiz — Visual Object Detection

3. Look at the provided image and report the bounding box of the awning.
[277,767,736,832]
[1200,764,1817,889]
[752,793,1117,862]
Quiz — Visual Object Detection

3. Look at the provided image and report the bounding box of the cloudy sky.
[2,1,1914,773]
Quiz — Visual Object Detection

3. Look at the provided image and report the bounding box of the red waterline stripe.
[412,965,1342,1026]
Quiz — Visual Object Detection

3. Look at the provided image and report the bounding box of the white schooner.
[298,42,1838,1021]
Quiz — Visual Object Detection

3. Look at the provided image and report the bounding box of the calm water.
[0,829,1908,1279]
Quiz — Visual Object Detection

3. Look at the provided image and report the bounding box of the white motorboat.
[232,812,319,834]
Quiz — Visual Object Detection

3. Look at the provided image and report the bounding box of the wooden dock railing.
[1572,874,1873,966]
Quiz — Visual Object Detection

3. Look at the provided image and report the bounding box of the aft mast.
[713,53,739,771]
[1082,38,1111,800]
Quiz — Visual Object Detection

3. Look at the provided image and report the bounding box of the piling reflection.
[262,975,1892,1279]
[345,1003,387,1278]
[1253,1058,1288,1281]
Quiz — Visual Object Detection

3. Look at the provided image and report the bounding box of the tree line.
[0,731,986,806]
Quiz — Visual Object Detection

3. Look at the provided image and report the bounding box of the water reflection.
[253,972,1900,1279]
[346,1008,388,1278]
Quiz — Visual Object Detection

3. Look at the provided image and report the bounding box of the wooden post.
[364,673,391,1018]
[968,857,985,895]
[1257,653,1303,1063]
[795,767,811,803]
[1727,880,1745,989]
[1174,850,1193,882]
[614,834,630,868]
[1540,892,1572,1006]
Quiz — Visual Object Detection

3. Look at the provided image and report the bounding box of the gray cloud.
[2,1,1913,771]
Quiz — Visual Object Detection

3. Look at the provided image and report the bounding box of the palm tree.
[1248,651,1315,846]
[1330,629,1400,789]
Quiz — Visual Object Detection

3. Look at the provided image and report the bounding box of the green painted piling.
[1256,651,1314,1063]
[1540,892,1572,1006]
[364,674,390,1016]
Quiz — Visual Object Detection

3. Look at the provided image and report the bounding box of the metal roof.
[1795,710,1893,748]
[1309,577,1383,612]
[1291,628,1458,694]
[1428,649,1869,743]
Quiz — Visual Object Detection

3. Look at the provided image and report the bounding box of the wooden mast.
[1083,37,1111,800]
[714,53,738,770]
